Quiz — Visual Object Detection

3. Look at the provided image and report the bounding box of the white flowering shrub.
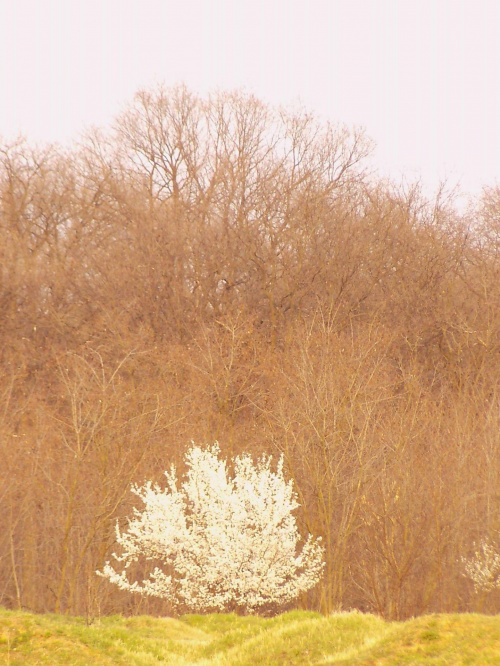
[98,444,324,614]
[461,539,500,593]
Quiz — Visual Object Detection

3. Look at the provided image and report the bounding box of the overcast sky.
[1,0,499,199]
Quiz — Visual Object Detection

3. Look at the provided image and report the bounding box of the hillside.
[1,609,500,665]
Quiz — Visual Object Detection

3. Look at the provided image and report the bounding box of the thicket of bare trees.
[1,85,500,620]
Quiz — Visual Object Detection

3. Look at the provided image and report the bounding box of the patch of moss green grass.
[187,610,388,665]
[334,613,500,665]
[0,608,211,665]
[1,607,500,665]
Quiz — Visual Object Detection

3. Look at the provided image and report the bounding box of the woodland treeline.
[1,85,500,621]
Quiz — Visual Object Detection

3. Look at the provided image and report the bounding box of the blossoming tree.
[98,444,324,614]
[462,539,500,593]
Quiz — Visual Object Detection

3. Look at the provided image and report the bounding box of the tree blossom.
[98,443,324,614]
[461,539,500,593]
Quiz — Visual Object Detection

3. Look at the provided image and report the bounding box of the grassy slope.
[1,608,500,665]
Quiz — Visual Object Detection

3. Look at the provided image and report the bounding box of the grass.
[1,607,500,665]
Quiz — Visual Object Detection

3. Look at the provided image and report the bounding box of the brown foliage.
[1,85,500,619]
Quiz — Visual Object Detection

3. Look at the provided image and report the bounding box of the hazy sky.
[1,0,499,198]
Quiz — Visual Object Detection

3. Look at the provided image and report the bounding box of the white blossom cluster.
[98,444,325,613]
[461,540,500,593]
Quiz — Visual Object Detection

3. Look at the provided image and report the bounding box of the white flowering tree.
[98,444,324,614]
[462,539,500,593]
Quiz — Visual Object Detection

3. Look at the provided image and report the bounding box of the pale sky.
[1,0,499,198]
